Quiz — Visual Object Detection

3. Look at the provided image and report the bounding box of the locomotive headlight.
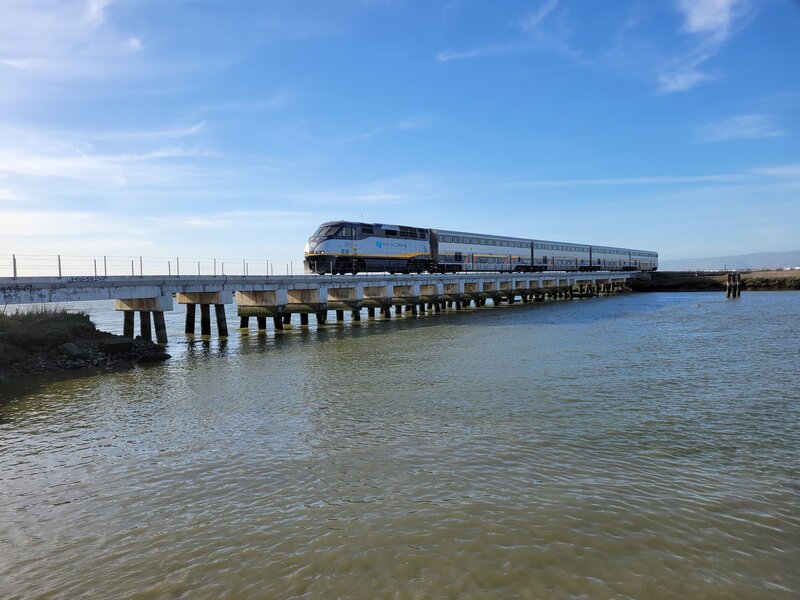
[304,242,310,253]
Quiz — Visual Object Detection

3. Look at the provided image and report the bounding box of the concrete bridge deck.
[0,271,638,342]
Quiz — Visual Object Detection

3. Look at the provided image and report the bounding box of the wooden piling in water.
[727,272,742,298]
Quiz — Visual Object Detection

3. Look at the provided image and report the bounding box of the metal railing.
[0,254,304,279]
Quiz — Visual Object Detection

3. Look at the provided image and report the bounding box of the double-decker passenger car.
[304,221,658,274]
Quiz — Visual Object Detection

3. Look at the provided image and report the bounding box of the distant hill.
[660,250,800,272]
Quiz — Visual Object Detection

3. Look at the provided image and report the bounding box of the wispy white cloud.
[437,41,529,63]
[436,0,756,94]
[290,172,445,207]
[678,0,739,38]
[507,173,752,188]
[656,0,754,93]
[0,0,145,84]
[436,0,569,63]
[341,114,436,143]
[507,165,800,189]
[752,164,800,177]
[191,91,293,117]
[698,114,785,141]
[520,0,561,32]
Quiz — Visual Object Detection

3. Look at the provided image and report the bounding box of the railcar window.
[471,238,478,244]
[342,227,352,237]
[361,227,373,234]
[385,230,397,236]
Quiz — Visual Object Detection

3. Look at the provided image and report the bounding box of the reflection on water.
[1,292,799,598]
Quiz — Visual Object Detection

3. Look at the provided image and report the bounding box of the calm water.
[1,292,798,599]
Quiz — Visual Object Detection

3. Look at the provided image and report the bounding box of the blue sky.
[0,0,798,263]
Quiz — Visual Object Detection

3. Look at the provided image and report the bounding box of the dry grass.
[0,306,96,349]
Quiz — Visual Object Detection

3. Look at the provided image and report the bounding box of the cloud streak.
[435,0,757,94]
[698,114,785,142]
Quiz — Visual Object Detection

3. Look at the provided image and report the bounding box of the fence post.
[290,260,293,276]
[214,258,217,276]
[12,254,17,279]
[222,262,225,276]
[168,261,171,276]
[58,254,62,278]
[103,255,107,276]
[139,256,143,277]
[131,260,134,276]
[176,257,180,277]
[197,261,200,276]
[94,259,97,276]
[242,259,246,275]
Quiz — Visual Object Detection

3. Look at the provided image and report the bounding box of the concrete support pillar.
[200,304,211,336]
[215,305,228,337]
[409,304,418,315]
[257,316,267,331]
[336,310,344,322]
[283,313,291,325]
[419,303,426,314]
[273,315,283,330]
[351,309,361,322]
[123,311,135,339]
[395,305,402,316]
[382,306,391,318]
[316,311,327,325]
[367,307,375,318]
[139,311,152,341]
[153,311,168,344]
[434,302,441,313]
[185,303,196,334]
[300,313,309,326]
[240,316,249,328]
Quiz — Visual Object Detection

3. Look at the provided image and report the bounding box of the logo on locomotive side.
[376,240,383,248]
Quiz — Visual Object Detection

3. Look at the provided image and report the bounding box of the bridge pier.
[177,291,232,338]
[200,304,211,336]
[115,295,173,343]
[257,316,267,331]
[352,309,361,321]
[153,311,168,343]
[301,313,309,326]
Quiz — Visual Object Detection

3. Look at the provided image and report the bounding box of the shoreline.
[629,270,800,293]
[0,310,169,387]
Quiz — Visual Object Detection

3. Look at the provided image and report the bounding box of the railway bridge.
[0,271,638,343]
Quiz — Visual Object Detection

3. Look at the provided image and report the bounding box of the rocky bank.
[0,310,169,386]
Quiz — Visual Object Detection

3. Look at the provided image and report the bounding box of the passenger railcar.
[304,221,658,274]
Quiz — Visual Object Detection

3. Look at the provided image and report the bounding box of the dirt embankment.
[0,309,169,385]
[629,270,800,292]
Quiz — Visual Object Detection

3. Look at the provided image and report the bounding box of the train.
[304,220,658,274]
